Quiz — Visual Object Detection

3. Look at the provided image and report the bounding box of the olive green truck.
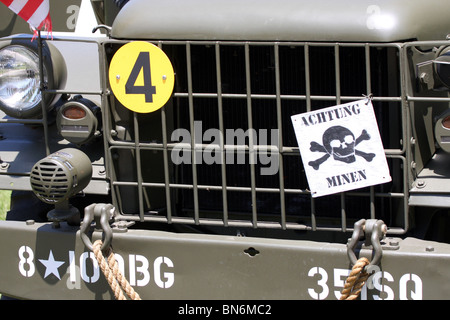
[0,0,449,300]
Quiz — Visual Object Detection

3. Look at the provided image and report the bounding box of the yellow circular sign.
[109,41,175,113]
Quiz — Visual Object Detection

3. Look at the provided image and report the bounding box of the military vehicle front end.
[0,0,449,300]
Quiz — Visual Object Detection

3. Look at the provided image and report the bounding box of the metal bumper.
[0,219,449,300]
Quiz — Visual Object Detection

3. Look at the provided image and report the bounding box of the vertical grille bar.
[186,42,200,224]
[158,42,173,224]
[244,43,258,228]
[134,112,145,221]
[365,43,376,221]
[334,44,347,232]
[334,44,341,105]
[215,42,229,226]
[365,44,372,95]
[274,43,287,230]
[304,43,317,231]
[161,103,173,223]
[304,44,312,112]
[340,194,346,232]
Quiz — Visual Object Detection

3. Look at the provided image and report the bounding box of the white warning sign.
[291,99,391,198]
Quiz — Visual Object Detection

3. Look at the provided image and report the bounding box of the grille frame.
[103,40,410,236]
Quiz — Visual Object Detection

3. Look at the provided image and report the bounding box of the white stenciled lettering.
[372,271,395,300]
[18,246,35,277]
[333,268,351,299]
[80,252,100,283]
[66,266,81,290]
[68,251,77,284]
[307,266,424,300]
[129,254,151,287]
[399,273,422,300]
[154,256,175,288]
[307,267,329,300]
[18,246,176,290]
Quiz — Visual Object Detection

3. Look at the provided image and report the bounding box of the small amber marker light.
[63,106,86,119]
[442,115,450,129]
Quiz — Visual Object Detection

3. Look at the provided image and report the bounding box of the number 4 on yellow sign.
[109,41,175,113]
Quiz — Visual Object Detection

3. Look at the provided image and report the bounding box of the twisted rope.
[340,257,370,300]
[92,239,141,300]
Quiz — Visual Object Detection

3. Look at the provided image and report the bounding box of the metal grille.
[105,40,408,235]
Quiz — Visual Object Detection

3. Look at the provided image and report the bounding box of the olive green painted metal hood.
[111,0,450,42]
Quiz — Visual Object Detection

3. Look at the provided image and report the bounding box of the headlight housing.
[0,37,66,118]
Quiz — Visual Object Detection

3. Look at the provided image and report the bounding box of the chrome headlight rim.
[0,37,66,119]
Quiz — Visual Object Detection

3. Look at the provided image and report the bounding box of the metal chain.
[92,239,141,300]
[340,257,370,300]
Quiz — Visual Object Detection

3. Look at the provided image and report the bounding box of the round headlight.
[0,45,47,118]
[0,38,66,119]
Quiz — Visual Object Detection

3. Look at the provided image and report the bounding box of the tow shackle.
[347,219,387,267]
[80,203,116,252]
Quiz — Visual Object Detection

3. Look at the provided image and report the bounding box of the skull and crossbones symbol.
[308,125,375,170]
